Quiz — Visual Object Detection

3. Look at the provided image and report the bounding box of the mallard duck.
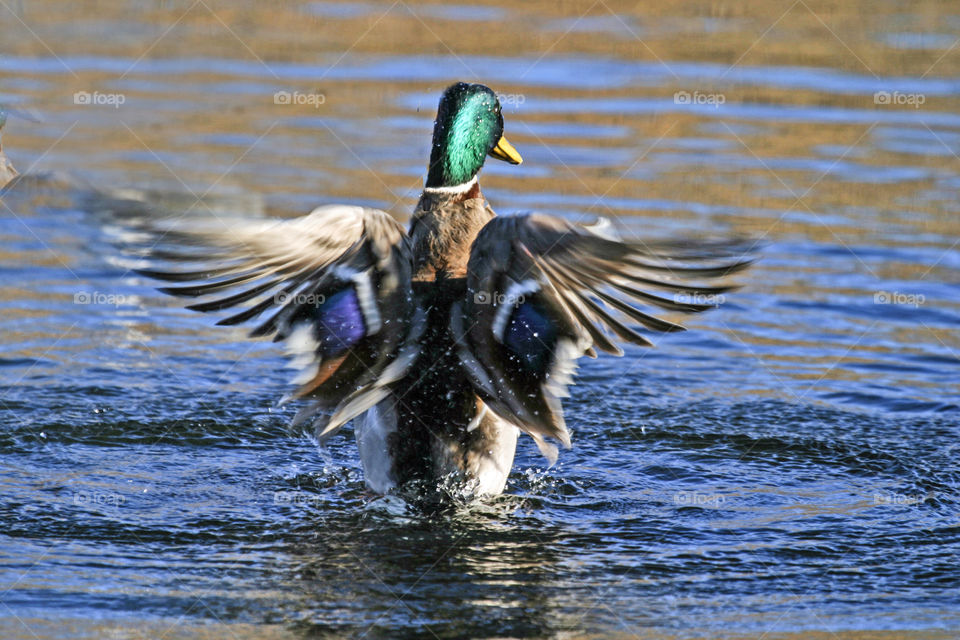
[137,82,748,497]
[0,110,18,189]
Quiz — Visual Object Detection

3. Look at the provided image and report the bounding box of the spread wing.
[132,205,422,440]
[450,213,751,461]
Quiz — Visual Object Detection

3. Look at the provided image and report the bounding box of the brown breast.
[409,189,495,282]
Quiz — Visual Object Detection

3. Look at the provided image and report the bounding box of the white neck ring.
[422,175,478,195]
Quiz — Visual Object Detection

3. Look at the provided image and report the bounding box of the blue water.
[2,1,960,638]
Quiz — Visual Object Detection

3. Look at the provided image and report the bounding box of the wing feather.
[452,212,752,457]
[133,204,419,441]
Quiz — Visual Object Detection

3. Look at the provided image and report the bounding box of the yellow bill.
[488,135,523,165]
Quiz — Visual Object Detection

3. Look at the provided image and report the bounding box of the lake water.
[1,1,959,638]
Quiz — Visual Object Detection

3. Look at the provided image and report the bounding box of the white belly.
[356,398,520,497]
[466,410,519,496]
[355,400,399,494]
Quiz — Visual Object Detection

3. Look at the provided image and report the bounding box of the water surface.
[1,1,959,638]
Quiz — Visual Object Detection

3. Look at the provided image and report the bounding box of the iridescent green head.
[425,82,522,189]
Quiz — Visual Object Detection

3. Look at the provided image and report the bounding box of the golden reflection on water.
[0,4,959,634]
[2,0,959,400]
